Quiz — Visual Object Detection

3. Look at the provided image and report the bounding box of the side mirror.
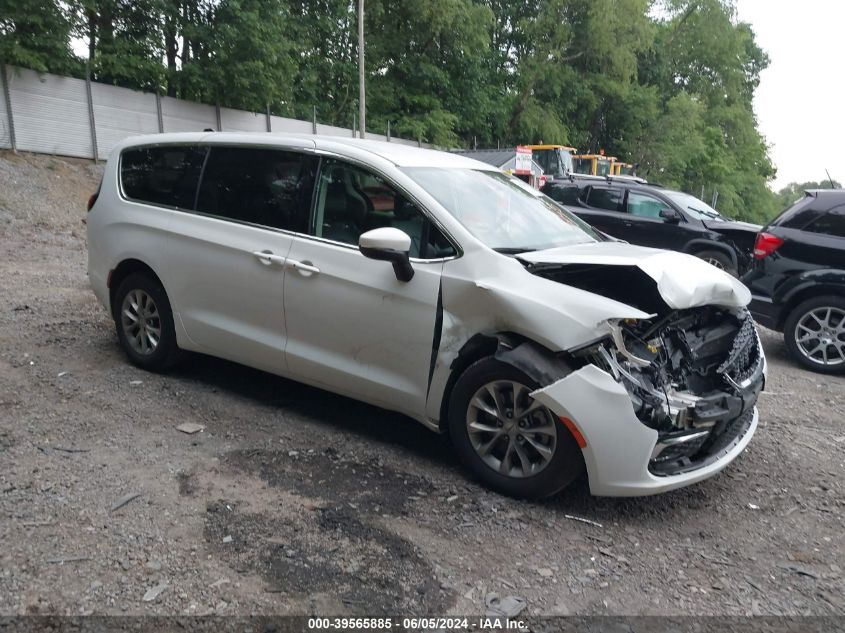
[659,207,681,223]
[359,227,415,282]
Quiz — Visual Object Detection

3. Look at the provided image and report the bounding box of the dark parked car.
[743,189,845,373]
[543,176,760,276]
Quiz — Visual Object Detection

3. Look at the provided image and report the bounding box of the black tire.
[694,249,737,277]
[448,357,585,499]
[112,273,181,371]
[783,295,845,374]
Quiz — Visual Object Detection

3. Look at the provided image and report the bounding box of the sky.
[734,0,844,190]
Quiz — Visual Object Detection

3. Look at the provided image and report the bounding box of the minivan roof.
[119,132,498,171]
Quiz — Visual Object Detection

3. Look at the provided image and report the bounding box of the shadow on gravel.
[173,352,454,467]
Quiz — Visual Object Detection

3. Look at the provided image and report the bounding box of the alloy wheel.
[465,380,557,478]
[703,256,725,270]
[121,289,161,356]
[794,306,845,366]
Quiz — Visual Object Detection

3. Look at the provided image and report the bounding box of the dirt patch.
[225,447,432,516]
[203,497,449,615]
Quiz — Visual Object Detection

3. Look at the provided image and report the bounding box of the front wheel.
[448,357,585,498]
[783,295,845,374]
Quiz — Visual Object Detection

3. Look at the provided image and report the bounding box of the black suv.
[543,176,760,276]
[743,190,845,373]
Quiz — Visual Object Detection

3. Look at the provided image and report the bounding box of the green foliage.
[0,0,77,75]
[7,0,780,220]
[775,179,842,213]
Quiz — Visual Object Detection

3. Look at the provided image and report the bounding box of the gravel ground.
[0,151,843,618]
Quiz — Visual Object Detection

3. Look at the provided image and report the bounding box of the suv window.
[121,145,206,209]
[196,147,319,232]
[544,184,581,205]
[805,206,845,238]
[627,191,666,219]
[586,187,622,212]
[312,159,456,259]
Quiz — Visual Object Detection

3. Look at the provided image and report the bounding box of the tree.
[0,0,78,75]
[775,179,842,212]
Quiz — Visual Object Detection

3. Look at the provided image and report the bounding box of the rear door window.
[544,184,581,205]
[196,147,319,232]
[585,187,623,212]
[121,145,207,209]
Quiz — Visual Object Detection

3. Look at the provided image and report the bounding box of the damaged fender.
[424,252,651,424]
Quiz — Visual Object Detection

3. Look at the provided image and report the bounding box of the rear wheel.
[783,295,845,374]
[448,357,584,498]
[113,273,181,371]
[695,250,737,277]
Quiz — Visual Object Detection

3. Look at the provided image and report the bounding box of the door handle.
[252,250,286,266]
[287,259,320,275]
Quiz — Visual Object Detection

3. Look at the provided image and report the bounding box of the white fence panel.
[9,68,92,158]
[316,122,356,138]
[1,66,431,159]
[161,96,216,133]
[221,107,267,132]
[0,68,10,149]
[92,83,159,159]
[269,115,313,135]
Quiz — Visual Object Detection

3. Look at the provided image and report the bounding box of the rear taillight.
[86,193,98,211]
[753,232,784,259]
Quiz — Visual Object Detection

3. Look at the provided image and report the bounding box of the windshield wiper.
[493,247,537,255]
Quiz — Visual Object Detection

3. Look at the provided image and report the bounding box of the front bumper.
[531,364,759,497]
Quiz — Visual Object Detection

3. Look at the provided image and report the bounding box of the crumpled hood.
[519,242,751,310]
[703,219,761,233]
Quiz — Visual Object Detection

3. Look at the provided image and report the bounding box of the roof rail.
[562,173,649,184]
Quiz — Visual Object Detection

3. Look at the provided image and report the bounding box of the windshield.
[663,191,724,221]
[530,149,573,179]
[403,167,601,252]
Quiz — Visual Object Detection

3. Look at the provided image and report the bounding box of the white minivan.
[87,133,765,498]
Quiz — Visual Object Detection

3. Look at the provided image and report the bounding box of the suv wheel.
[448,357,585,498]
[113,273,181,371]
[784,295,845,374]
[695,250,737,277]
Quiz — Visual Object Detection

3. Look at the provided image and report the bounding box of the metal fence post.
[155,93,164,133]
[386,121,391,142]
[85,69,99,162]
[215,103,222,131]
[2,64,17,152]
[352,113,356,138]
[312,106,317,134]
[265,105,271,132]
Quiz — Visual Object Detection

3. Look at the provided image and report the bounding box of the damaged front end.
[573,306,765,476]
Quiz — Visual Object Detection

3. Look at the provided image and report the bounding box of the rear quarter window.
[804,206,845,239]
[120,145,207,209]
[543,184,581,205]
